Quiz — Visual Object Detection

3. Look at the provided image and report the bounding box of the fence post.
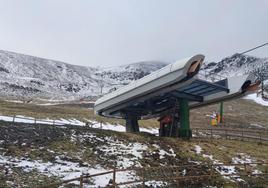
[100,121,103,129]
[112,168,116,188]
[34,118,37,124]
[210,164,214,184]
[210,129,213,140]
[79,175,83,188]
[13,115,16,123]
[244,163,247,174]
[142,170,145,188]
[53,120,55,125]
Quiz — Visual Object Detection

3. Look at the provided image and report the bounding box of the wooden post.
[210,164,214,184]
[34,118,37,124]
[100,121,103,129]
[13,115,15,123]
[79,175,83,188]
[210,128,213,140]
[142,171,145,188]
[113,168,116,187]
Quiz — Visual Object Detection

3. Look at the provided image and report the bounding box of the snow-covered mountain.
[0,50,267,102]
[201,53,268,79]
[0,50,167,102]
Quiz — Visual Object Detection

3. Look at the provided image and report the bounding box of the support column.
[125,113,140,133]
[178,98,192,139]
[220,102,224,123]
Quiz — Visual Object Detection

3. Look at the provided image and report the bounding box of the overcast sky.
[0,0,267,67]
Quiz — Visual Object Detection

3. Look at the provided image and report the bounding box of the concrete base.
[125,116,140,132]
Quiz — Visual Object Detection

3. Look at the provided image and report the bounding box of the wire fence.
[39,162,268,188]
[192,127,268,144]
[198,70,227,83]
[1,115,267,144]
[0,114,85,126]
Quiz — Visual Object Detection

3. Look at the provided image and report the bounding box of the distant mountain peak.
[202,53,268,76]
[0,50,167,102]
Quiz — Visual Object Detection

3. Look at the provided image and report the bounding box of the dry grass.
[0,97,267,130]
[191,98,268,129]
[0,100,159,128]
[192,139,268,163]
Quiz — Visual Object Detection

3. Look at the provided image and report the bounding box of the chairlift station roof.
[94,54,258,119]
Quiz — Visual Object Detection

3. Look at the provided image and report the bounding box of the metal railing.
[198,70,227,83]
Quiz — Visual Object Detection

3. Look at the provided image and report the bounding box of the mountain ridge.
[0,50,167,102]
[0,50,267,102]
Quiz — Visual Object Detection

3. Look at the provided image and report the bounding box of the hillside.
[0,50,267,103]
[201,53,268,78]
[0,50,167,102]
[0,120,267,187]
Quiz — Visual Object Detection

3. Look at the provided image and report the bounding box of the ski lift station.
[94,54,260,138]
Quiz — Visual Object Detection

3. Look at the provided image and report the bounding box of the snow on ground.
[86,120,158,135]
[232,153,255,164]
[0,154,136,187]
[1,130,174,187]
[0,115,159,134]
[194,145,263,181]
[97,137,148,168]
[244,93,268,106]
[0,114,85,125]
[158,149,176,159]
[194,145,202,154]
[193,145,258,182]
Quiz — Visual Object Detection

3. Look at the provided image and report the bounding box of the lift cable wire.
[239,42,268,55]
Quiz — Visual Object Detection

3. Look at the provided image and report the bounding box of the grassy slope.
[190,98,268,129]
[0,122,267,187]
[0,98,267,130]
[0,98,267,187]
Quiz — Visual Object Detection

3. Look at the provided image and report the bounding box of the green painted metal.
[179,98,192,139]
[220,102,223,123]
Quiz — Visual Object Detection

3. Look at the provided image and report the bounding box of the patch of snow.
[252,169,262,175]
[244,94,268,106]
[87,120,158,135]
[232,153,255,164]
[0,114,85,126]
[158,149,176,159]
[0,154,137,187]
[215,165,236,175]
[250,123,265,129]
[194,145,202,154]
[0,115,14,122]
[99,139,148,168]
[145,181,168,187]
